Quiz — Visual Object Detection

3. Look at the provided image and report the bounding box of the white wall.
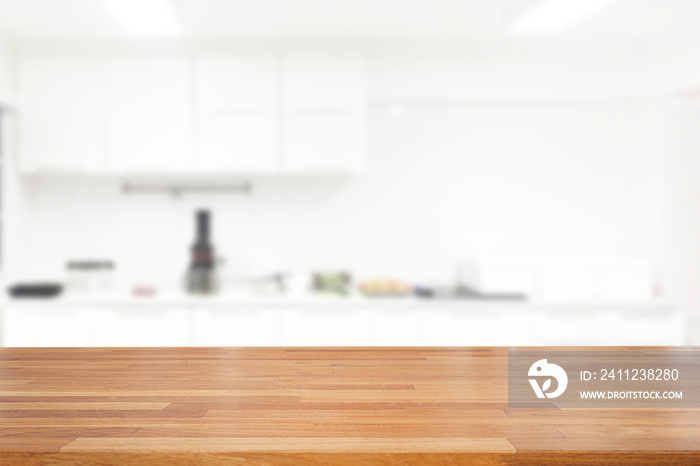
[0,29,15,102]
[662,101,700,343]
[369,55,661,101]
[16,99,667,291]
[0,30,18,285]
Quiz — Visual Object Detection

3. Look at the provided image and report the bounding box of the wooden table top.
[1,347,699,465]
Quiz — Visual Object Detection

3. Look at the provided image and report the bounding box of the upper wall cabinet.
[282,55,367,173]
[107,56,193,173]
[19,55,107,173]
[18,52,367,177]
[282,55,365,112]
[195,56,278,172]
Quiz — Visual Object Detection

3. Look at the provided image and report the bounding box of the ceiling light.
[509,0,618,33]
[101,0,182,36]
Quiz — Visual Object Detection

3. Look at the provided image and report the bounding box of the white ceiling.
[0,0,699,40]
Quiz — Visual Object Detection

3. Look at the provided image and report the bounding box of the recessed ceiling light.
[509,0,618,33]
[101,0,182,36]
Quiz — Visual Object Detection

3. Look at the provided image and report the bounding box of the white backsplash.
[16,102,666,290]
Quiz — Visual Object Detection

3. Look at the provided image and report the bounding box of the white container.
[538,257,654,302]
[456,257,536,296]
[65,261,116,295]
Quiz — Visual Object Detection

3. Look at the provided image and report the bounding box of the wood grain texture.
[60,437,516,453]
[0,346,698,465]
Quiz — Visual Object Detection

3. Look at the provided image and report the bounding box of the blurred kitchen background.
[0,0,698,347]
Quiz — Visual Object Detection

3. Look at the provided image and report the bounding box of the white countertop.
[1,290,677,312]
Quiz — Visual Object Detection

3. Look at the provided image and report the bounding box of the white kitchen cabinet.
[93,308,190,347]
[282,308,374,346]
[191,308,283,346]
[18,55,107,173]
[195,56,279,172]
[610,311,685,345]
[3,307,98,347]
[107,56,192,172]
[197,56,278,113]
[372,309,419,346]
[418,309,534,346]
[282,55,366,173]
[196,116,277,172]
[283,115,365,172]
[2,306,190,347]
[0,300,686,347]
[18,53,367,176]
[282,56,365,112]
[532,310,618,346]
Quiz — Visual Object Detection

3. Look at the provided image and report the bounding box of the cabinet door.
[608,311,684,346]
[195,56,278,172]
[532,311,614,345]
[196,115,278,172]
[281,308,374,346]
[283,115,365,173]
[191,308,283,346]
[372,309,419,346]
[282,55,365,112]
[19,55,107,173]
[197,55,277,113]
[3,307,98,347]
[93,308,190,347]
[2,306,190,347]
[418,309,534,346]
[107,56,192,172]
[281,55,366,173]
